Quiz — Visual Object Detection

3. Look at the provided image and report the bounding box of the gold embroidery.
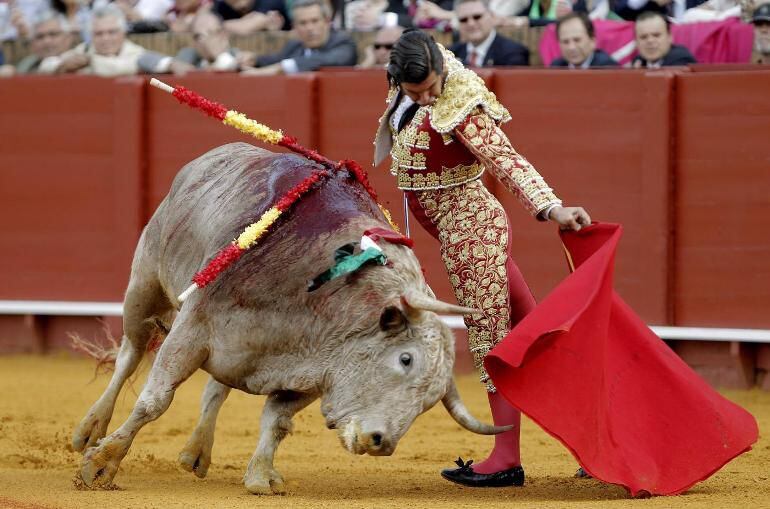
[430,45,512,134]
[397,162,484,190]
[414,180,511,389]
[415,131,430,149]
[390,108,429,175]
[457,110,561,215]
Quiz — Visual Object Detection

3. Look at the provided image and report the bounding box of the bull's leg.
[79,322,207,488]
[243,391,315,495]
[178,376,231,478]
[72,262,172,452]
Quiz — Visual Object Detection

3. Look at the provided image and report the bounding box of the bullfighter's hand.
[548,206,591,231]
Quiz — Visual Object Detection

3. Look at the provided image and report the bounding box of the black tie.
[397,103,420,133]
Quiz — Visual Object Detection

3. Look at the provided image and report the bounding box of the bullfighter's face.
[400,70,444,107]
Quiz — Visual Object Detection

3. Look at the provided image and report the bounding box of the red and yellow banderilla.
[148,79,398,302]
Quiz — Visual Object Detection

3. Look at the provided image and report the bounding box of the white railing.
[1,300,769,343]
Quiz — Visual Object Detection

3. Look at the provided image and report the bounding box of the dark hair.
[51,0,66,15]
[387,29,444,86]
[556,12,594,39]
[636,10,671,33]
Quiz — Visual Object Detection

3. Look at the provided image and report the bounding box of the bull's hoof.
[79,437,128,488]
[243,461,286,495]
[178,440,212,479]
[72,408,111,453]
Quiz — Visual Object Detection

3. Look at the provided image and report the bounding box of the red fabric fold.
[485,223,758,496]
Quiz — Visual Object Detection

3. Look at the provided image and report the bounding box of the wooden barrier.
[0,76,143,301]
[674,71,770,329]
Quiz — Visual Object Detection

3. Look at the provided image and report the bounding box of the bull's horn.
[402,290,480,316]
[442,380,513,435]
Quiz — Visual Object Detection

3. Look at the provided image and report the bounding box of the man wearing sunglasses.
[449,0,529,67]
[358,25,404,69]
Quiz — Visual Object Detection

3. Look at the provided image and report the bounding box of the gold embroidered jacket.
[373,46,562,217]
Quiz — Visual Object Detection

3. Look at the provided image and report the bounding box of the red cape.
[485,223,758,496]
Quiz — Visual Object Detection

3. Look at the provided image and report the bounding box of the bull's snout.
[339,418,395,456]
[358,431,393,456]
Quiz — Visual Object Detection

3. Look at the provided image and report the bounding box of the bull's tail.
[68,315,172,375]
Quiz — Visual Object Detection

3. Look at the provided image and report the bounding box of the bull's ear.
[380,306,407,332]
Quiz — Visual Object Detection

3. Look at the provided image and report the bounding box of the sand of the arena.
[0,356,768,509]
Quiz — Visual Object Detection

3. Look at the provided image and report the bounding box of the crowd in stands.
[0,0,768,77]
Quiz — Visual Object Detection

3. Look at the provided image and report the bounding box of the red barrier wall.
[0,76,144,301]
[492,70,673,324]
[674,71,770,328]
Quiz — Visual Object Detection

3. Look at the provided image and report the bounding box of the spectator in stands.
[51,0,96,41]
[112,0,173,24]
[614,0,708,22]
[500,0,586,28]
[16,11,74,73]
[39,4,185,76]
[0,0,42,41]
[167,0,208,33]
[752,2,770,63]
[412,0,455,29]
[550,11,618,67]
[174,10,253,70]
[449,0,529,66]
[632,10,696,67]
[241,0,356,74]
[357,24,403,68]
[213,0,289,34]
[680,0,742,22]
[346,0,454,30]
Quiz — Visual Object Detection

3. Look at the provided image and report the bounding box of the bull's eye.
[399,353,412,368]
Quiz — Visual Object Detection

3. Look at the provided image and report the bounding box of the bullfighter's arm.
[454,108,562,220]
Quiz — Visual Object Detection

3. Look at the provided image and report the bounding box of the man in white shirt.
[39,3,186,76]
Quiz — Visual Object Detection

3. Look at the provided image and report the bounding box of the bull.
[72,143,508,494]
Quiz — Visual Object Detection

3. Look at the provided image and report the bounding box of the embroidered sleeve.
[455,109,561,218]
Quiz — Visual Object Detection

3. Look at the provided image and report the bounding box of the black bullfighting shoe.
[440,458,525,488]
[575,467,592,478]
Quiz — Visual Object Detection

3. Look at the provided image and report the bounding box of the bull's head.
[319,289,510,456]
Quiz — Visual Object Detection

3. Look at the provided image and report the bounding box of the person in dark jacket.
[449,0,529,66]
[632,10,696,67]
[550,12,618,68]
[242,0,357,74]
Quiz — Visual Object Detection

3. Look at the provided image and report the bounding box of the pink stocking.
[470,390,522,474]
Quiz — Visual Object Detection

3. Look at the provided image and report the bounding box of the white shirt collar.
[466,29,497,65]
